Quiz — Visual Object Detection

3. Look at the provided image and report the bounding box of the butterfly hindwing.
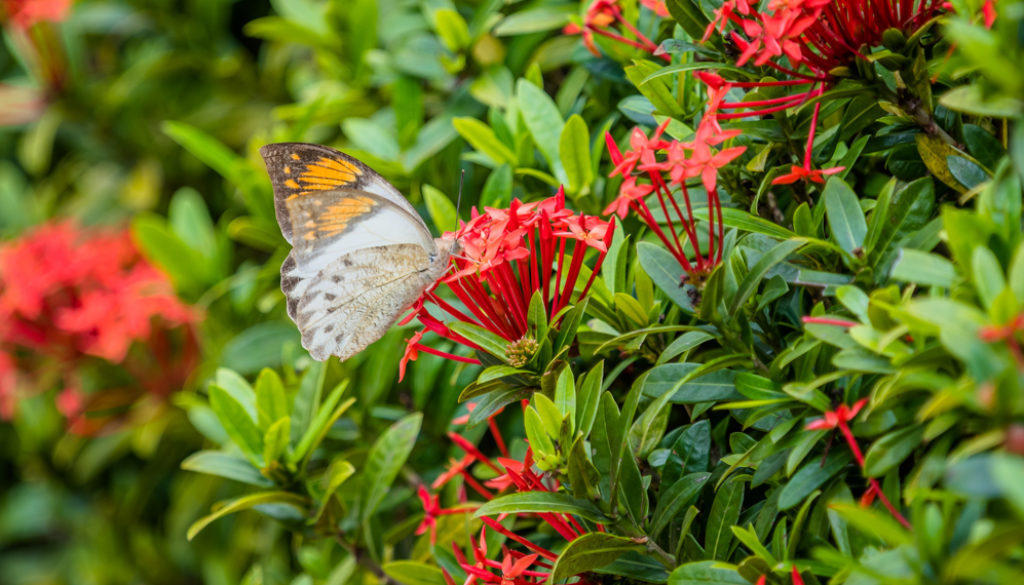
[260,142,421,244]
[280,244,442,361]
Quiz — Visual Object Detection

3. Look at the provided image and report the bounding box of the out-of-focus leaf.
[181,451,274,487]
[361,413,423,523]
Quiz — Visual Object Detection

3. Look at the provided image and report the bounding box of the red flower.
[2,0,71,29]
[400,188,613,377]
[805,398,912,529]
[605,119,734,284]
[564,0,669,60]
[772,164,845,184]
[0,221,198,431]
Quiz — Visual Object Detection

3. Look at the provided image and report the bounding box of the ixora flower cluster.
[603,114,740,283]
[417,405,605,585]
[0,222,197,433]
[399,188,614,378]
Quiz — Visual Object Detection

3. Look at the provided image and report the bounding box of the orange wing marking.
[309,195,376,239]
[296,156,362,194]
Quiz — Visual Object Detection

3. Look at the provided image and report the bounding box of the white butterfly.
[260,143,456,361]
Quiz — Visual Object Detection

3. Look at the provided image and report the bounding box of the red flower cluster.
[1,0,70,29]
[699,0,947,184]
[400,189,614,378]
[0,221,197,430]
[419,404,602,585]
[564,0,670,60]
[706,0,944,75]
[604,115,741,283]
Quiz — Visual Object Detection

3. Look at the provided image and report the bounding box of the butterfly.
[260,143,457,362]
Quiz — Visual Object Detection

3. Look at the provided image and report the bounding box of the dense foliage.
[1,1,1023,584]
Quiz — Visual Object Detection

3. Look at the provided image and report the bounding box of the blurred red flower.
[0,221,198,432]
[2,0,71,29]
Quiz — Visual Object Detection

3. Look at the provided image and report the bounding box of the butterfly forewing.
[285,189,436,275]
[260,142,421,243]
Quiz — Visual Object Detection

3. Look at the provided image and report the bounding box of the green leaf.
[432,8,470,52]
[209,385,263,464]
[991,454,1024,517]
[290,384,354,467]
[291,362,326,447]
[263,417,291,465]
[915,134,973,193]
[316,457,356,520]
[948,155,989,189]
[549,533,646,583]
[823,176,867,255]
[361,413,422,523]
[452,117,517,166]
[651,472,711,538]
[559,114,593,193]
[705,475,746,559]
[423,184,457,234]
[971,244,1005,310]
[889,249,956,287]
[516,79,566,182]
[778,452,853,511]
[728,239,805,314]
[493,5,575,35]
[384,562,447,585]
[481,164,513,208]
[475,492,608,524]
[645,363,742,403]
[450,321,508,359]
[187,491,307,540]
[132,214,204,292]
[169,187,217,260]
[637,242,696,312]
[181,451,274,487]
[829,503,912,546]
[255,368,289,431]
[668,561,747,585]
[162,121,245,184]
[625,60,684,118]
[665,0,711,42]
[863,426,924,477]
[221,322,301,375]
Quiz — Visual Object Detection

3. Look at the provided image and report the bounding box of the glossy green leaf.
[559,114,592,193]
[181,451,274,487]
[637,242,696,312]
[423,184,457,233]
[705,474,746,559]
[889,249,956,287]
[651,472,711,538]
[475,492,607,524]
[187,491,307,540]
[452,117,517,166]
[778,452,852,511]
[361,413,423,523]
[208,384,263,464]
[668,561,747,585]
[550,533,646,583]
[863,426,924,477]
[823,176,867,255]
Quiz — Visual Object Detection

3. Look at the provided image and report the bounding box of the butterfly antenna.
[455,168,465,228]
